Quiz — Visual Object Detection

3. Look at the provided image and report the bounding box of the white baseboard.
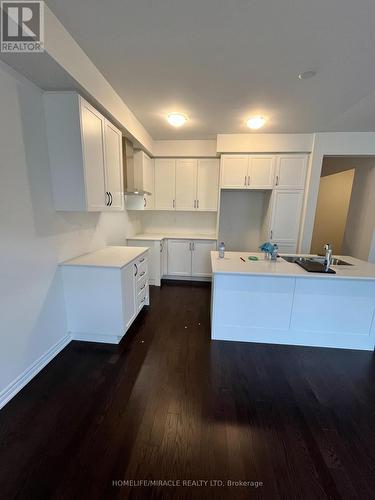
[0,334,72,410]
[71,332,122,344]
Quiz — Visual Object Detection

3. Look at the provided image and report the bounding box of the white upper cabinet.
[197,159,220,211]
[221,155,275,189]
[80,100,107,210]
[269,190,304,248]
[104,119,124,210]
[154,157,219,211]
[248,156,275,189]
[175,159,197,211]
[44,93,124,212]
[275,155,307,190]
[129,151,154,210]
[154,159,176,210]
[221,155,249,188]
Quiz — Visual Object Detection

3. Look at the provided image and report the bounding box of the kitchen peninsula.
[211,252,375,350]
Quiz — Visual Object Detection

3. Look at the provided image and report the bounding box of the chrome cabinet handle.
[270,230,273,239]
[247,176,251,186]
[105,192,109,206]
[194,200,196,209]
[108,192,113,206]
[139,258,145,263]
[244,175,247,186]
[144,197,147,207]
[140,271,145,277]
[197,200,199,209]
[275,175,279,186]
[134,263,138,276]
[172,199,176,209]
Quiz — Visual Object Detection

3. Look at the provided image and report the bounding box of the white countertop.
[127,232,217,241]
[60,246,149,269]
[211,252,375,280]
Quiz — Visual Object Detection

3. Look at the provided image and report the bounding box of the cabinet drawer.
[137,275,148,295]
[136,256,148,281]
[137,286,148,311]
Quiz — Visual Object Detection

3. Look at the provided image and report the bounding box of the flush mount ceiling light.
[167,113,187,127]
[298,70,317,80]
[246,116,266,130]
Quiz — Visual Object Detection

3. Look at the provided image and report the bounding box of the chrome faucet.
[324,243,333,272]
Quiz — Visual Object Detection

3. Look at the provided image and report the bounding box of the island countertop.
[211,252,375,280]
[60,246,149,269]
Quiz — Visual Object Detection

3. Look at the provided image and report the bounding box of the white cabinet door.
[192,240,217,277]
[275,156,308,190]
[143,154,154,210]
[221,155,249,189]
[175,159,197,211]
[80,100,107,210]
[270,190,304,245]
[167,239,192,276]
[154,159,176,210]
[104,120,124,210]
[197,159,219,211]
[248,156,275,189]
[122,261,137,330]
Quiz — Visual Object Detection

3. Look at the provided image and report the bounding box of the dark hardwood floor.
[1,282,375,499]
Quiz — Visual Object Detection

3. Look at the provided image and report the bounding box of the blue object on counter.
[259,242,275,253]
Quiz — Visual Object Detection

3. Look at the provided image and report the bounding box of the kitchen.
[1,1,375,498]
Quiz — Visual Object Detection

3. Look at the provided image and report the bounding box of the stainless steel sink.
[281,256,353,266]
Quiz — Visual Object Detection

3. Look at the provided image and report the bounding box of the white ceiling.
[46,0,375,140]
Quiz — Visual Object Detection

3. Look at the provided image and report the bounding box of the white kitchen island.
[211,252,375,351]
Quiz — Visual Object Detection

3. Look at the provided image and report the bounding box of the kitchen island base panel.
[211,274,375,351]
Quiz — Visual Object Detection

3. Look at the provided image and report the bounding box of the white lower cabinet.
[61,251,149,344]
[167,239,217,278]
[167,240,192,276]
[191,240,217,277]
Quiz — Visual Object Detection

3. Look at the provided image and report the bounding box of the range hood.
[123,138,151,196]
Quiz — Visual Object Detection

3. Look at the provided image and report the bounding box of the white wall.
[310,169,355,254]
[217,134,314,153]
[218,190,266,251]
[342,162,375,260]
[0,62,138,406]
[137,211,217,236]
[300,132,375,252]
[153,140,217,158]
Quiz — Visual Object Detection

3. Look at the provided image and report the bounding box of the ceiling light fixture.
[298,70,317,80]
[167,113,187,127]
[247,116,266,130]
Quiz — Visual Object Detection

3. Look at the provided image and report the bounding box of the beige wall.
[342,162,375,261]
[310,169,355,254]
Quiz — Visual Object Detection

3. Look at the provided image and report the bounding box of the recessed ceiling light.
[167,113,187,127]
[298,70,317,80]
[247,116,266,130]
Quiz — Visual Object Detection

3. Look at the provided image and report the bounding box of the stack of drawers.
[136,254,149,311]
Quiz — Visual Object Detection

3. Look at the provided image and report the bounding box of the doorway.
[311,156,375,260]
